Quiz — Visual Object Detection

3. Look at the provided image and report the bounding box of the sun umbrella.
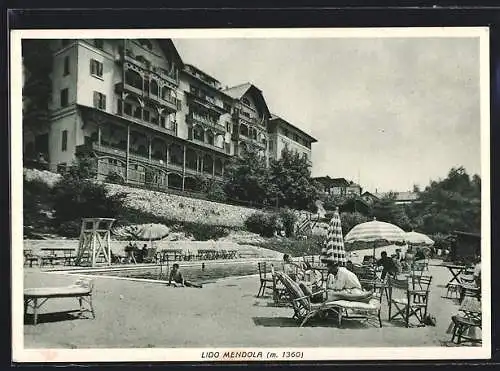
[320,208,347,266]
[344,217,406,260]
[405,231,434,246]
[112,223,170,242]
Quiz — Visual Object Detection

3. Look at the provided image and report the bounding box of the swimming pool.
[67,260,282,285]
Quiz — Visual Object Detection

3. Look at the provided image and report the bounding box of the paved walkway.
[23,262,471,348]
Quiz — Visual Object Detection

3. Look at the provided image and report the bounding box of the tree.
[339,211,370,236]
[407,167,481,235]
[52,158,127,236]
[196,175,227,202]
[268,147,319,211]
[372,193,411,230]
[223,145,270,205]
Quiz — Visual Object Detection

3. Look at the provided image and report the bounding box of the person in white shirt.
[325,261,365,301]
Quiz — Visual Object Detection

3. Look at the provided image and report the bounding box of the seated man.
[325,261,371,302]
[376,251,398,280]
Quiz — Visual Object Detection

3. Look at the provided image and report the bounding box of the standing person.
[376,251,398,280]
[139,243,148,263]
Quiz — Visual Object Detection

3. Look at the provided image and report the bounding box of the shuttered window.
[93,91,106,110]
[90,59,104,78]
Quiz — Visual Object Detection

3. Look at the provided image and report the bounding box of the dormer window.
[242,97,250,106]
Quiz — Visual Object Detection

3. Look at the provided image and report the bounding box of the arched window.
[206,131,214,146]
[193,125,204,141]
[240,124,248,137]
[186,149,197,170]
[214,158,223,176]
[203,154,213,174]
[150,79,159,96]
[125,69,142,90]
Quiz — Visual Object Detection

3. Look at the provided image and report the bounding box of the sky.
[173,37,482,193]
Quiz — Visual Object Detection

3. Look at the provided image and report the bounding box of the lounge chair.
[275,272,382,327]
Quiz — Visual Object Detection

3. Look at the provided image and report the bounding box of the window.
[150,79,158,96]
[143,110,150,122]
[294,134,299,142]
[90,59,103,78]
[93,92,106,110]
[125,69,142,90]
[63,56,70,76]
[60,88,69,107]
[94,39,104,49]
[61,130,68,152]
[242,97,250,106]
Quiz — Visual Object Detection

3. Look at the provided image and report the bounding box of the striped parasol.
[320,207,347,265]
[344,217,406,259]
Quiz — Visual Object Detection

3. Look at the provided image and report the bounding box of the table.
[24,284,94,325]
[40,247,76,266]
[442,264,467,286]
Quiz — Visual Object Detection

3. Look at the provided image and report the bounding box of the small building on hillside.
[449,231,481,262]
[314,176,362,197]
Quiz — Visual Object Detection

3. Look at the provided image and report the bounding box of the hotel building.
[22,38,317,192]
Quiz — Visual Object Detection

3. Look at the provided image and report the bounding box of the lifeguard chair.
[75,218,116,267]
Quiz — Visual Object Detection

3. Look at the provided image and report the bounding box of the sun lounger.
[275,272,381,327]
[24,279,95,325]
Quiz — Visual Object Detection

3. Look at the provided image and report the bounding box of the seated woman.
[325,261,372,302]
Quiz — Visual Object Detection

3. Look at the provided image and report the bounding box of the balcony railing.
[115,110,178,137]
[115,82,179,112]
[187,91,227,113]
[190,138,230,154]
[120,50,179,85]
[186,113,226,134]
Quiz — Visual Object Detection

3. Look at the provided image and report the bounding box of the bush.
[244,212,278,237]
[52,164,127,226]
[105,171,125,185]
[178,223,230,241]
[279,208,297,237]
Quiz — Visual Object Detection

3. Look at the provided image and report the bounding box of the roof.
[453,231,481,239]
[374,191,419,202]
[313,177,353,187]
[269,114,318,143]
[362,191,378,198]
[223,83,271,118]
[156,39,184,69]
[183,63,221,85]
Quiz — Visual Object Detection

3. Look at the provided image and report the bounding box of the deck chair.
[274,271,330,327]
[257,262,274,297]
[388,275,432,327]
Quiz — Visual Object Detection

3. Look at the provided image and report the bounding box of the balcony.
[190,138,230,155]
[117,50,179,86]
[240,135,267,149]
[186,91,227,113]
[115,110,178,137]
[115,82,179,112]
[186,113,226,134]
[77,142,169,168]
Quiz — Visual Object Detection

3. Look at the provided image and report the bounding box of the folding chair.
[388,275,432,327]
[256,262,274,297]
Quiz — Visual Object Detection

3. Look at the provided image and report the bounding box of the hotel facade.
[22,39,317,192]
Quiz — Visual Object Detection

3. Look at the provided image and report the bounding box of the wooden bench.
[24,279,95,325]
